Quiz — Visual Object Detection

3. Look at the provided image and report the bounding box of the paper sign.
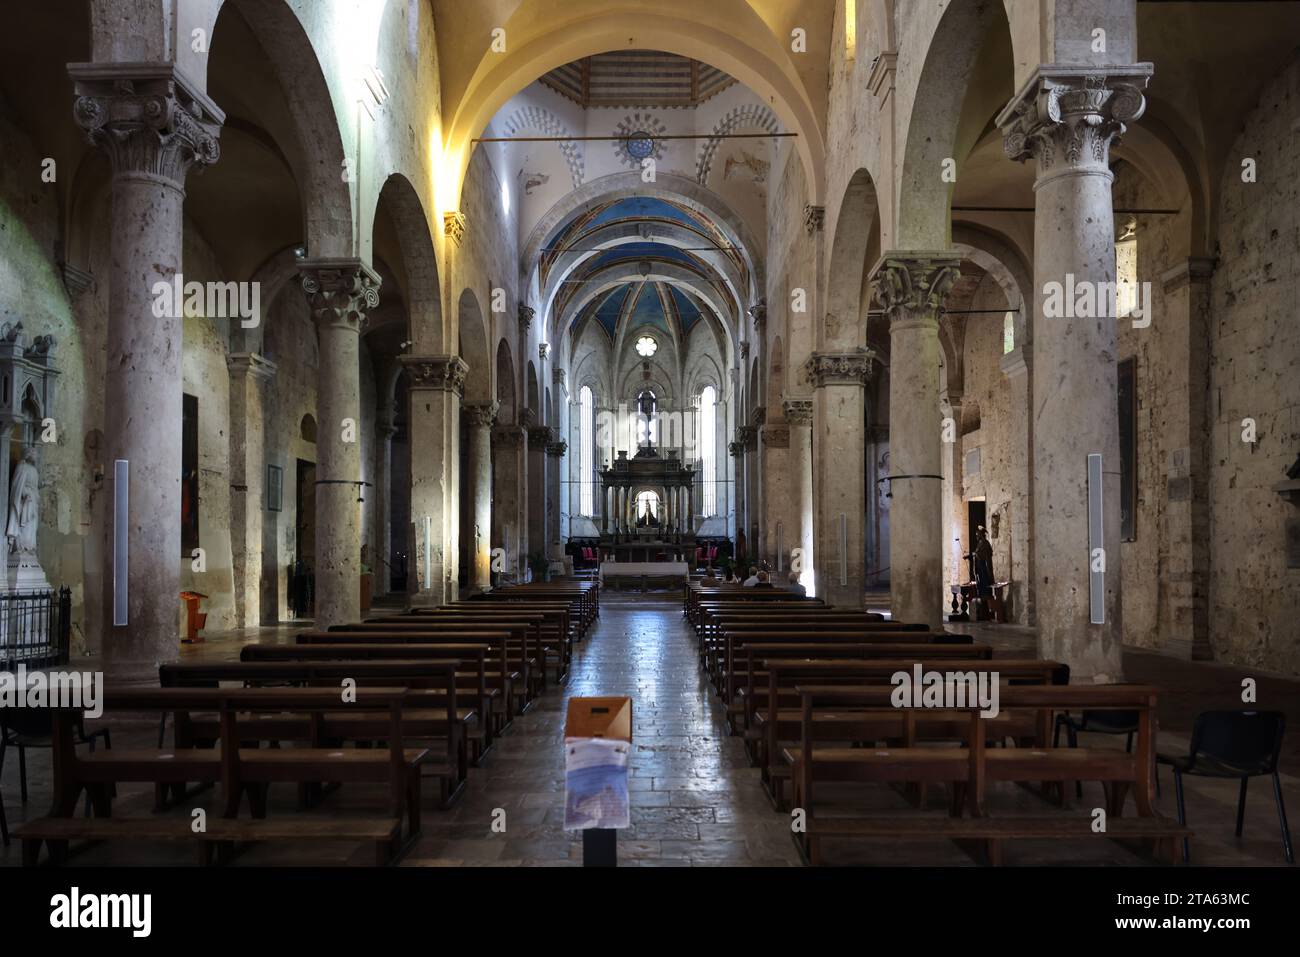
[564,736,630,830]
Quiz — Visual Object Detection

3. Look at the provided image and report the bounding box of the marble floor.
[1,596,1295,867]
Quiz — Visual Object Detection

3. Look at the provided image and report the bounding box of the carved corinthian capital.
[869,253,962,326]
[464,400,500,428]
[997,65,1152,176]
[299,258,381,331]
[782,396,814,426]
[69,63,224,183]
[803,350,877,389]
[401,354,469,394]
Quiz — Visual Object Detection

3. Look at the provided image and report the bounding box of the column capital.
[69,62,224,183]
[538,342,550,362]
[751,405,766,428]
[803,349,877,389]
[401,354,468,394]
[869,252,962,325]
[747,299,767,327]
[299,257,381,332]
[803,205,825,234]
[518,303,535,335]
[491,424,524,450]
[760,424,790,449]
[463,400,500,428]
[443,211,466,246]
[738,424,758,451]
[545,440,568,458]
[227,351,278,383]
[528,425,555,449]
[997,65,1153,177]
[781,395,814,425]
[728,436,745,458]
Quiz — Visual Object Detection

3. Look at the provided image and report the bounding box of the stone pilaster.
[402,354,466,605]
[804,350,876,609]
[870,255,960,627]
[545,439,567,560]
[227,352,276,630]
[463,401,498,593]
[997,65,1152,679]
[69,62,224,662]
[373,404,398,599]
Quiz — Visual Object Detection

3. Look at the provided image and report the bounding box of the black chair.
[1,709,112,812]
[1157,709,1292,864]
[1054,708,1140,797]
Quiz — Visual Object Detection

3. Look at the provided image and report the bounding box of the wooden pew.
[158,660,472,804]
[786,683,1189,865]
[296,629,520,733]
[331,621,542,703]
[240,643,498,761]
[747,658,1067,806]
[17,687,428,867]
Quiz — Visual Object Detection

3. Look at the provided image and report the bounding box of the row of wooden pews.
[16,581,599,867]
[685,580,1190,865]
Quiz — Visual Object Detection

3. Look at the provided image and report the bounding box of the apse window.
[635,335,658,358]
[698,385,717,517]
[579,386,594,516]
[1003,312,1015,354]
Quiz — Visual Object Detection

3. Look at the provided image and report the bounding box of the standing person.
[973,526,994,598]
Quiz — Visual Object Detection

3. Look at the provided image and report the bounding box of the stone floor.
[1,595,1296,866]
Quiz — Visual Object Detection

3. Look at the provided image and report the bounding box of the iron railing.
[0,586,71,669]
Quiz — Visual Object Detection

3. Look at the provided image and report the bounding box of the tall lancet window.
[579,386,594,516]
[635,389,658,447]
[698,385,717,517]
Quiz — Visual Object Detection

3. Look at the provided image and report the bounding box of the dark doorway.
[293,458,316,618]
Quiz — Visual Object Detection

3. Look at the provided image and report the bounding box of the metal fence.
[0,587,71,669]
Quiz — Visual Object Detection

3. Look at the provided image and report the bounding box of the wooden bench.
[158,659,473,804]
[785,683,1189,865]
[240,642,499,761]
[747,658,1067,806]
[18,687,428,867]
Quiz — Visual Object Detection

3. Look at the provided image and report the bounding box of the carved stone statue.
[7,447,40,556]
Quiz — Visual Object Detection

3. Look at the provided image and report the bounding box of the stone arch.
[696,103,780,183]
[208,0,355,258]
[374,173,444,352]
[825,168,881,349]
[457,289,490,402]
[442,2,827,206]
[495,338,517,424]
[896,0,1010,249]
[499,104,586,190]
[300,413,317,443]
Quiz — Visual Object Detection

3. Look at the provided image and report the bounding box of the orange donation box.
[179,591,208,644]
[564,697,632,831]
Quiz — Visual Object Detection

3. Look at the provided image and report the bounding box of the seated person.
[786,571,806,597]
[702,567,717,582]
[742,565,760,587]
[755,570,773,588]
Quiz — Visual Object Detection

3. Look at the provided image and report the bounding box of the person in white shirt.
[742,566,760,587]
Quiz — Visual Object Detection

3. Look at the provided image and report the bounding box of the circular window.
[635,335,658,358]
[625,132,655,160]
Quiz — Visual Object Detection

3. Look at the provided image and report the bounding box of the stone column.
[372,404,397,598]
[869,256,960,628]
[998,67,1151,679]
[805,352,875,609]
[546,439,567,559]
[940,389,965,593]
[299,259,380,628]
[70,64,223,662]
[402,356,467,605]
[999,344,1035,624]
[783,396,815,588]
[227,353,276,630]
[463,400,498,593]
[759,419,791,568]
[525,416,547,558]
[728,436,746,553]
[491,424,526,581]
